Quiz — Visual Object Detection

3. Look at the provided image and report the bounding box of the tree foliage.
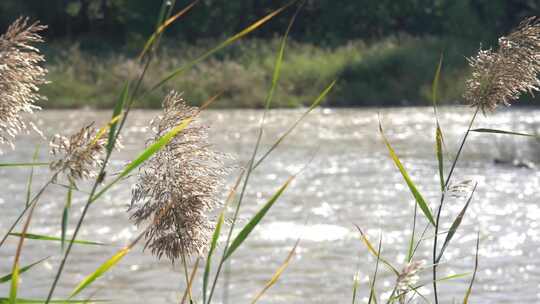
[1,0,539,45]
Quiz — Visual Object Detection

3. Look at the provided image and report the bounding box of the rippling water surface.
[1,107,540,303]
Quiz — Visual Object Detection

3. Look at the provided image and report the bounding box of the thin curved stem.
[177,221,192,303]
[0,174,57,248]
[432,106,479,304]
[44,3,176,301]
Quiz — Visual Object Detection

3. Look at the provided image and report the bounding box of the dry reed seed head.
[0,17,48,149]
[447,179,475,198]
[395,260,424,301]
[129,91,228,262]
[49,123,107,181]
[464,17,540,112]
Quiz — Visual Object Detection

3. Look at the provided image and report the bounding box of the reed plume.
[0,17,47,149]
[395,260,424,303]
[464,17,540,112]
[129,91,227,262]
[49,123,107,181]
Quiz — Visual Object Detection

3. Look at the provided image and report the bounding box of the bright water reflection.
[1,107,540,303]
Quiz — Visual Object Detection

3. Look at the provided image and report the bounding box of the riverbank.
[39,36,520,109]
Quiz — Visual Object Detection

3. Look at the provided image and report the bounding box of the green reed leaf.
[367,238,382,304]
[253,80,336,169]
[203,211,224,304]
[153,0,169,31]
[354,225,399,276]
[0,298,107,303]
[471,128,536,137]
[120,117,193,178]
[438,272,472,281]
[432,54,443,109]
[8,263,18,304]
[436,125,445,192]
[432,54,447,193]
[379,121,435,226]
[70,247,130,298]
[0,257,49,284]
[61,181,74,251]
[205,7,300,302]
[69,231,146,299]
[406,204,418,263]
[251,239,299,303]
[139,1,199,60]
[150,1,295,92]
[437,184,477,262]
[9,233,104,246]
[219,0,300,255]
[263,2,298,111]
[0,163,48,168]
[203,170,244,304]
[464,233,480,304]
[224,176,293,261]
[10,187,42,304]
[351,266,360,304]
[250,0,302,170]
[92,112,195,205]
[107,82,129,154]
[25,146,40,207]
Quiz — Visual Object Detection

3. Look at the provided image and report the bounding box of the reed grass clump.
[0,6,322,304]
[368,15,540,304]
[0,17,47,149]
[3,4,540,304]
[129,91,228,261]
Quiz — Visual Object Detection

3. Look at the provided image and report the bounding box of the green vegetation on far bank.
[7,0,539,108]
[41,36,484,109]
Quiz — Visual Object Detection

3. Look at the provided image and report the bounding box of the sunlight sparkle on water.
[258,222,349,242]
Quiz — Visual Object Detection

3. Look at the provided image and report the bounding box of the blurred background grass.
[40,36,476,108]
[2,0,539,108]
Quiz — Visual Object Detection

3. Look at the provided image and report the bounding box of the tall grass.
[40,35,485,109]
[358,17,540,303]
[0,1,323,303]
[1,3,540,304]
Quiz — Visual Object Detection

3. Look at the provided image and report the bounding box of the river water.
[1,107,540,303]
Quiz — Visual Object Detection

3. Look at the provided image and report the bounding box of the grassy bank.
[41,36,483,108]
